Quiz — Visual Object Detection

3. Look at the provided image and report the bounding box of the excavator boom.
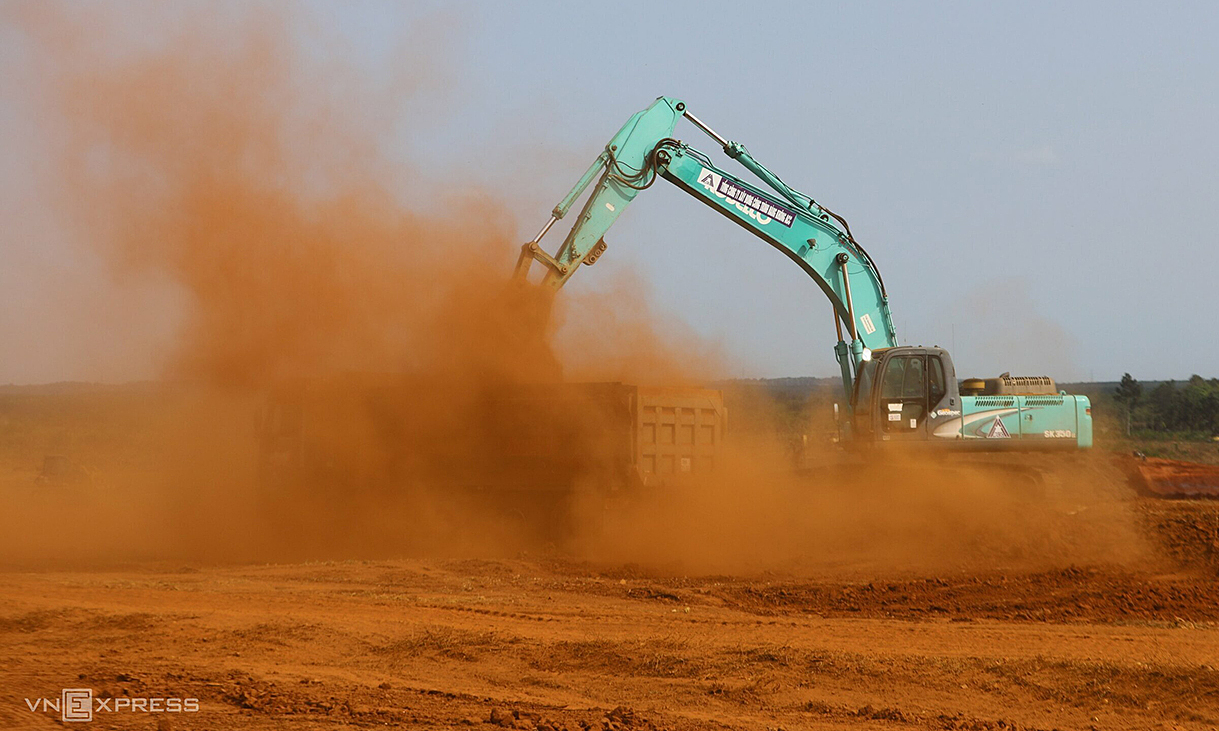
[515,96,897,398]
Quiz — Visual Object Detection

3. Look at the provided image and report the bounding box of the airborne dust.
[0,5,1147,574]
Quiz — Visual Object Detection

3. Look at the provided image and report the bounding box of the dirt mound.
[1131,457,1219,498]
[1138,498,1219,574]
[711,567,1219,623]
[485,705,667,731]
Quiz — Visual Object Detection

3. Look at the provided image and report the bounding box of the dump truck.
[256,378,728,527]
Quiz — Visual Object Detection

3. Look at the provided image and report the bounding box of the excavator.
[513,96,1093,454]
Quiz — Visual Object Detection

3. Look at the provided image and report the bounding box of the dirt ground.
[2,496,1218,731]
[2,387,1218,731]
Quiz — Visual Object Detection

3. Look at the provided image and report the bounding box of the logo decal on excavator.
[698,167,796,227]
[986,417,1011,439]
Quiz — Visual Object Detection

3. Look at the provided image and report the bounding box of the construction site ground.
[2,496,1218,731]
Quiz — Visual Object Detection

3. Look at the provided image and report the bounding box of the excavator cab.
[849,346,960,445]
[848,347,1091,449]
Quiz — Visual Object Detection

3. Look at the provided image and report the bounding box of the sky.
[2,0,1218,383]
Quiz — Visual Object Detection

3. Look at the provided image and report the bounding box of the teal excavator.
[514,97,1092,451]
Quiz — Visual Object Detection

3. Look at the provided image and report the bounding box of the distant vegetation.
[1114,373,1219,439]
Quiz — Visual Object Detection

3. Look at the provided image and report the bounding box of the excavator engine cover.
[962,375,1057,396]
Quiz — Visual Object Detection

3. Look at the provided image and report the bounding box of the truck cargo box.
[257,380,727,496]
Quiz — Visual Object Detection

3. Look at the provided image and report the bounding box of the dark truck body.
[463,383,727,491]
[257,380,727,498]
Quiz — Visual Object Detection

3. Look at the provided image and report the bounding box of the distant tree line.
[1115,373,1219,436]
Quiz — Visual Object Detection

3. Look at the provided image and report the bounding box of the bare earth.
[3,504,1219,731]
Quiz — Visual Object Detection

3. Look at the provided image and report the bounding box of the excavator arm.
[515,97,899,398]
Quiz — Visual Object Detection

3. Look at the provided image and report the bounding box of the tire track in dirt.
[4,558,1219,730]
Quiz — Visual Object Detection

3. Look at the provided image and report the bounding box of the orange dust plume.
[0,3,710,564]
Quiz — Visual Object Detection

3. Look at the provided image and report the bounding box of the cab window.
[902,357,925,399]
[929,357,946,405]
[853,359,878,412]
[880,355,928,434]
[881,356,925,400]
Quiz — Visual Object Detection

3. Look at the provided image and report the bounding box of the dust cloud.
[934,278,1083,383]
[583,446,1150,577]
[0,4,1147,575]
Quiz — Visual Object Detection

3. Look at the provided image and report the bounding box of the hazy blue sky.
[315,0,1219,382]
[3,1,1217,383]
